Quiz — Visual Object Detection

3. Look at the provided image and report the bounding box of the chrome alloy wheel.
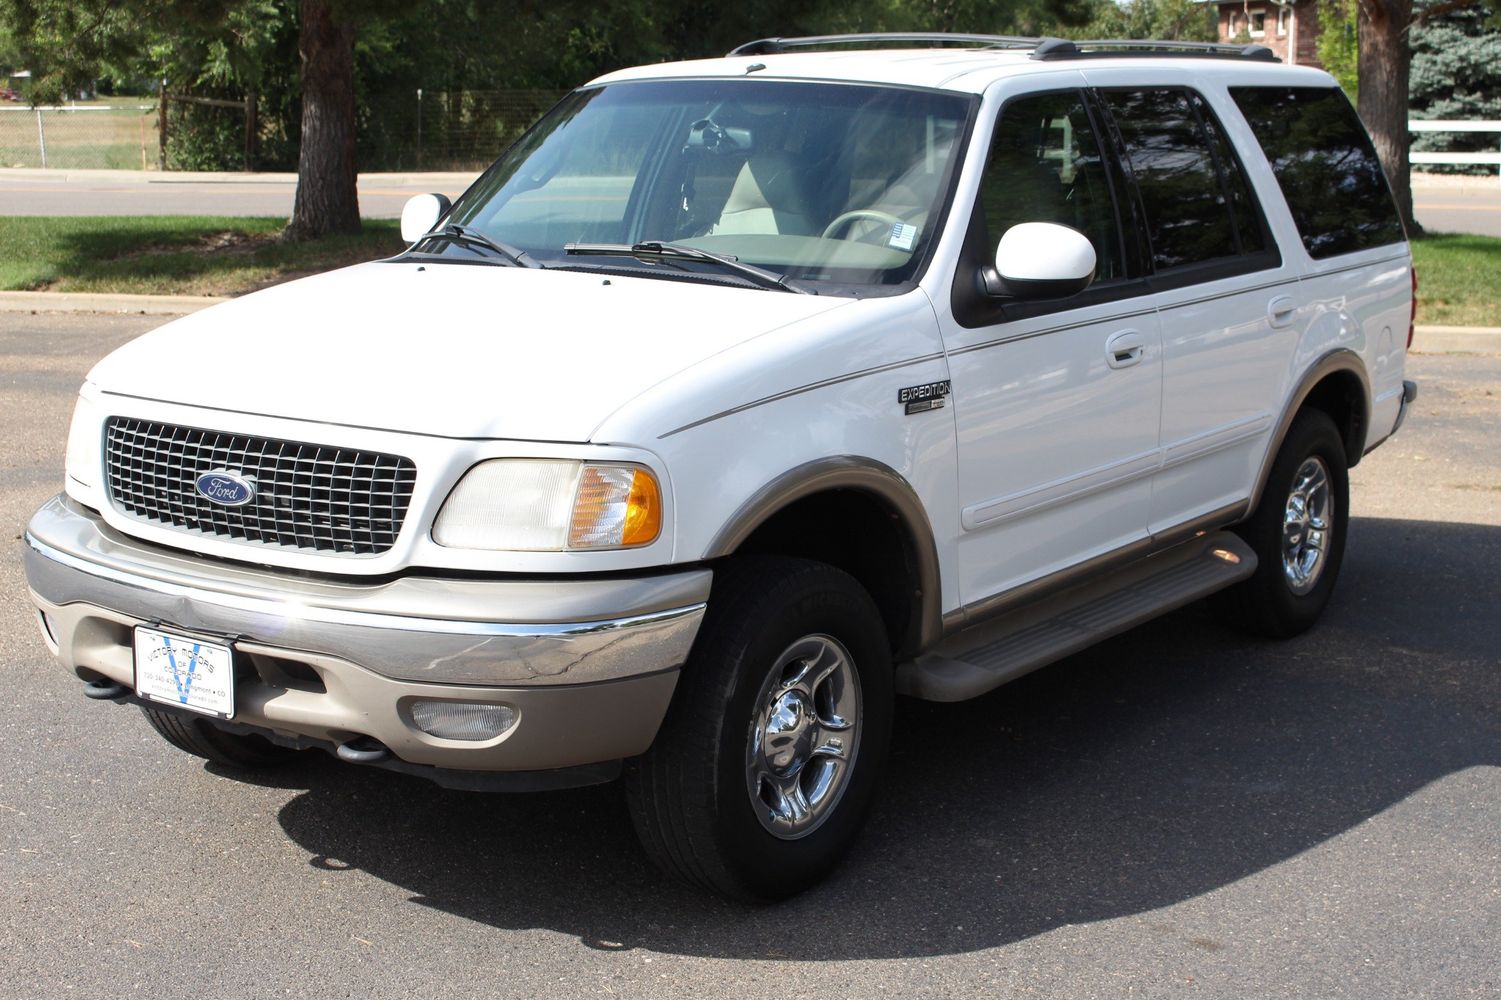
[1282,455,1334,596]
[745,634,862,840]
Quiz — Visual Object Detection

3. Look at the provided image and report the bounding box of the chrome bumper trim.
[22,494,709,687]
[24,532,704,641]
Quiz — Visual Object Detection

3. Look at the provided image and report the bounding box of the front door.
[938,88,1163,611]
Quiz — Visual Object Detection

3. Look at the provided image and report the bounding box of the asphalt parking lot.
[1,313,1497,998]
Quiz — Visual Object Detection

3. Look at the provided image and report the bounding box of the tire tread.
[139,705,295,769]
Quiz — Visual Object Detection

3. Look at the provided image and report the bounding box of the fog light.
[409,700,517,741]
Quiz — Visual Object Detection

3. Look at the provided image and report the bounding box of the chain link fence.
[0,90,564,172]
[0,104,159,170]
[361,89,566,172]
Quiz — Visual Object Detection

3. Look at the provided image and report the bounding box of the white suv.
[22,34,1418,900]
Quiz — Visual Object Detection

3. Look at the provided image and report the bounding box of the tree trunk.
[284,0,360,241]
[1356,0,1420,236]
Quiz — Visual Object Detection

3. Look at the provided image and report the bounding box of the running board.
[896,531,1257,702]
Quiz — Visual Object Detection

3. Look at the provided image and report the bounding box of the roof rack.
[727,33,1042,57]
[1031,38,1279,62]
[726,33,1280,64]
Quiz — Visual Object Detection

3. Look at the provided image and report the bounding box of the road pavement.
[1414,175,1501,238]
[0,167,1499,235]
[0,170,474,218]
[1,313,1497,998]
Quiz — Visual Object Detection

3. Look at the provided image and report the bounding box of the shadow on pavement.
[266,516,1500,958]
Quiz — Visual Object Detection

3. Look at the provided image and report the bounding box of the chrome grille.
[104,418,417,556]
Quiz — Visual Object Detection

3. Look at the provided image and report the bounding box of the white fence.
[1410,119,1501,177]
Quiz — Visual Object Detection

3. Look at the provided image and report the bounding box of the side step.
[896,531,1257,702]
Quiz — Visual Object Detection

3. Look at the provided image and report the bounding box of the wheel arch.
[704,457,944,658]
[1250,349,1371,513]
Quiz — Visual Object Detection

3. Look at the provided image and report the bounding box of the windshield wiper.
[421,224,539,268]
[563,241,813,294]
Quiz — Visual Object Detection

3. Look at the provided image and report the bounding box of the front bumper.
[22,495,708,777]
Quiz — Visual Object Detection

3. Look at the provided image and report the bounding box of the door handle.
[1105,330,1145,369]
[1268,295,1297,329]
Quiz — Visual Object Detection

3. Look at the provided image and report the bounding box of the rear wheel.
[625,555,893,901]
[139,705,298,769]
[1218,408,1350,637]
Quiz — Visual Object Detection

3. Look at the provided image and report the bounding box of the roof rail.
[727,33,1042,57]
[1031,37,1279,62]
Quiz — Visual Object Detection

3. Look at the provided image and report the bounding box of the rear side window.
[1100,89,1267,272]
[1230,86,1405,259]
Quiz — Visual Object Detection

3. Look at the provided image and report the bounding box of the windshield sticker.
[888,223,919,252]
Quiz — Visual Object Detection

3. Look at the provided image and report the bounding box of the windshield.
[434,79,975,291]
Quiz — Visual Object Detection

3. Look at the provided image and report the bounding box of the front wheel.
[140,705,299,769]
[625,555,893,901]
[1217,408,1350,637]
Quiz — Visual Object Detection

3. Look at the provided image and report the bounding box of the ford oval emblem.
[195,470,257,507]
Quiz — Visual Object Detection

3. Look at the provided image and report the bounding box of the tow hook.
[336,736,392,764]
[83,679,128,700]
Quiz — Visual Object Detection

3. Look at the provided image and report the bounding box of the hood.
[88,261,853,442]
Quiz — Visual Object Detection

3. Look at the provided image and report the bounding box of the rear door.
[1091,84,1296,534]
[1227,85,1412,448]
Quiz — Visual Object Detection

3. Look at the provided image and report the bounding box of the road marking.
[360,188,456,196]
[1416,202,1501,212]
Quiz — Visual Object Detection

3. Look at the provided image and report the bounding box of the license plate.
[133,626,235,719]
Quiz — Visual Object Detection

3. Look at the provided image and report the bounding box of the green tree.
[1317,0,1358,98]
[805,0,1096,36]
[0,0,364,238]
[1355,0,1497,235]
[1410,2,1501,172]
[1076,0,1217,41]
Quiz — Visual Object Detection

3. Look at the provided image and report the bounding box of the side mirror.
[982,222,1096,299]
[400,193,452,244]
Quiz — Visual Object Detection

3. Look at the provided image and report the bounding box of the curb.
[0,291,227,315]
[1412,325,1501,354]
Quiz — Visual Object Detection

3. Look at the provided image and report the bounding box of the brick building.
[1208,0,1324,67]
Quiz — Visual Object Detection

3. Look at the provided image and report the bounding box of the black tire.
[1217,408,1350,638]
[139,705,298,769]
[625,555,893,901]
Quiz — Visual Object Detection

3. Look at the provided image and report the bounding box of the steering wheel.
[821,209,907,242]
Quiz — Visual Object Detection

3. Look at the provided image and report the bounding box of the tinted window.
[1231,86,1405,258]
[1102,89,1251,270]
[1198,95,1267,256]
[979,91,1125,281]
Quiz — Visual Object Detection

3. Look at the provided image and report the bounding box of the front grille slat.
[104,417,416,556]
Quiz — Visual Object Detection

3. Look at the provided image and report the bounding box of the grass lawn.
[0,217,1496,324]
[1411,232,1501,328]
[0,216,404,297]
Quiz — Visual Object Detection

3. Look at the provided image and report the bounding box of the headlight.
[64,385,102,489]
[432,459,662,551]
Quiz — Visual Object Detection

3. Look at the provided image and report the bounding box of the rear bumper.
[1393,378,1419,435]
[22,495,708,776]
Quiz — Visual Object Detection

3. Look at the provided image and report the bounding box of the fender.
[1248,348,1371,515]
[705,456,945,654]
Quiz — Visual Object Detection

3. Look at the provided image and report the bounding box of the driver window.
[979,91,1125,282]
